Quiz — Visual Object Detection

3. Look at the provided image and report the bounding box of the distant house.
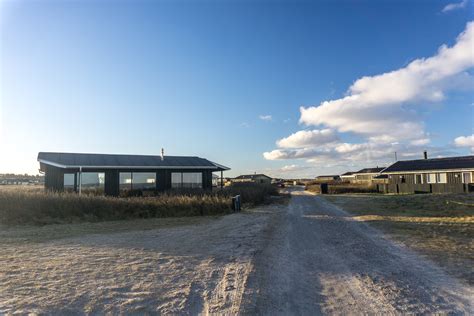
[340,172,356,182]
[232,174,272,185]
[352,167,385,184]
[316,175,341,182]
[372,174,389,184]
[381,155,474,194]
[38,152,230,196]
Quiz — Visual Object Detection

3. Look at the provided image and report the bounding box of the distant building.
[352,167,385,184]
[381,155,474,194]
[232,174,272,185]
[315,175,341,182]
[340,171,356,182]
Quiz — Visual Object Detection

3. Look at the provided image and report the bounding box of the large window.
[120,172,156,191]
[120,172,133,191]
[79,172,105,193]
[132,173,156,190]
[172,172,202,189]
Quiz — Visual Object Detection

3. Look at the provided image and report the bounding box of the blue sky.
[0,0,473,177]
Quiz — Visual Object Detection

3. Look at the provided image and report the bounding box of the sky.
[0,0,473,178]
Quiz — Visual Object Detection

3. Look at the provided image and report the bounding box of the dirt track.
[1,187,472,314]
[242,188,473,314]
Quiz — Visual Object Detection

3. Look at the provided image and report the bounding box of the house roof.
[38,152,230,171]
[341,172,355,176]
[316,175,340,178]
[234,174,272,180]
[382,155,474,173]
[354,167,385,174]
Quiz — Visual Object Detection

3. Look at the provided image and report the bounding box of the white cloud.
[263,22,474,168]
[454,134,474,147]
[299,22,474,142]
[442,0,468,13]
[259,115,272,121]
[276,129,338,148]
[410,138,431,146]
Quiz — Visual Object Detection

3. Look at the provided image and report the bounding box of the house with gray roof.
[38,151,230,196]
[380,155,474,194]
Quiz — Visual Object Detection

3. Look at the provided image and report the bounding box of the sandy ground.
[0,208,274,314]
[1,187,473,314]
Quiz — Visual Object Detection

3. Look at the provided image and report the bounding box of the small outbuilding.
[38,152,230,196]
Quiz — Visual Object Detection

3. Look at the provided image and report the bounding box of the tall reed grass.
[0,183,279,225]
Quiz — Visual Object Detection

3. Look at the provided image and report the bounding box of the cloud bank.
[264,22,474,166]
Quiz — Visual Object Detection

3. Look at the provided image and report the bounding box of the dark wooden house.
[38,152,230,196]
[380,155,474,194]
[232,174,272,185]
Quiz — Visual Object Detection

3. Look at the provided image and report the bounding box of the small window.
[463,172,471,183]
[64,173,75,190]
[415,174,423,184]
[399,175,406,183]
[436,173,447,184]
[427,173,436,184]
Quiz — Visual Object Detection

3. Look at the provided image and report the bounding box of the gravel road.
[1,187,472,314]
[241,187,473,314]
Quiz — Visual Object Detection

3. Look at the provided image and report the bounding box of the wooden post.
[220,170,223,189]
[79,166,82,195]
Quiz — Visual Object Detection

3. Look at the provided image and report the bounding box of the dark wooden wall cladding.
[377,183,468,194]
[44,166,216,196]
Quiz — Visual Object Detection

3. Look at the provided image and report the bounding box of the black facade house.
[232,174,272,185]
[380,155,474,194]
[38,152,230,196]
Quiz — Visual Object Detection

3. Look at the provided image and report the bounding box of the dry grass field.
[0,184,279,226]
[323,194,474,285]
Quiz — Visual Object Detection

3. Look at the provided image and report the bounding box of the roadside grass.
[323,194,474,285]
[0,183,280,226]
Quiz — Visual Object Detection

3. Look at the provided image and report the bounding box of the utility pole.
[394,152,398,162]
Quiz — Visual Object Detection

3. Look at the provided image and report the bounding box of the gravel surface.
[242,188,473,314]
[1,187,472,314]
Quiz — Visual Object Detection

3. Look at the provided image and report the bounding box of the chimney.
[423,150,428,160]
[161,148,164,161]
